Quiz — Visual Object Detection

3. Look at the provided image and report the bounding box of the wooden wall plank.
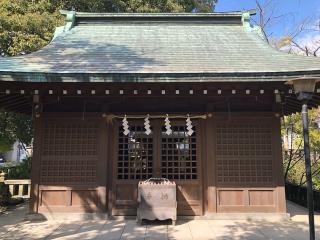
[213,112,286,213]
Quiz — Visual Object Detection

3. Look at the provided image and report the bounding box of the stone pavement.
[0,201,319,240]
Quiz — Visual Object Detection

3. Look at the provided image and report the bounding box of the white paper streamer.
[186,114,194,136]
[144,114,152,135]
[122,115,130,136]
[164,114,172,135]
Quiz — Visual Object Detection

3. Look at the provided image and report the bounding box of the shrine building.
[1,10,320,218]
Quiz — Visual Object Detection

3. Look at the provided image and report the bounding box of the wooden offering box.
[137,178,177,225]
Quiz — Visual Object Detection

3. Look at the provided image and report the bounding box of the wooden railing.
[285,182,320,211]
[0,172,31,198]
[4,179,31,198]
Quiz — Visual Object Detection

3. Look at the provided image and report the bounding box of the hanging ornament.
[144,114,152,135]
[164,114,172,135]
[122,115,130,136]
[186,114,194,136]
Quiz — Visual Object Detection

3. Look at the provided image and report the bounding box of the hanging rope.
[104,113,210,122]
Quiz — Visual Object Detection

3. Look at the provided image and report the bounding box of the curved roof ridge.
[0,11,320,82]
[72,10,256,17]
[64,10,258,27]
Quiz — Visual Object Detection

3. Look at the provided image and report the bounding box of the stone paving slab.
[188,220,215,239]
[146,224,168,240]
[121,220,147,240]
[0,201,319,240]
[96,221,126,240]
[0,218,319,240]
[168,220,192,240]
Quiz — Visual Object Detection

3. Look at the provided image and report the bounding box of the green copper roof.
[1,11,320,82]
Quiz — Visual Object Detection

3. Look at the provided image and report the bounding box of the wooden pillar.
[273,115,286,213]
[205,109,217,214]
[29,117,42,213]
[106,117,115,215]
[27,183,31,198]
[9,185,14,196]
[97,117,108,212]
[18,184,23,197]
[0,172,5,183]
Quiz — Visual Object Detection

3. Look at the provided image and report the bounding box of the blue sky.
[215,0,320,38]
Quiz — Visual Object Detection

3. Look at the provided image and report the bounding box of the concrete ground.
[0,201,319,240]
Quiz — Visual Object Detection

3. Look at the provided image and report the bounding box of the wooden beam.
[3,100,30,110]
[0,96,27,106]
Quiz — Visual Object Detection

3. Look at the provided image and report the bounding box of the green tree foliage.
[2,157,32,179]
[0,111,33,153]
[0,0,63,56]
[0,112,16,152]
[59,0,214,13]
[0,0,214,56]
[282,108,320,190]
[0,183,11,206]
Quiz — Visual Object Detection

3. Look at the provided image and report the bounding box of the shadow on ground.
[0,201,319,240]
[0,218,319,240]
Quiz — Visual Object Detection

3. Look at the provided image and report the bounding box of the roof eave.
[1,70,320,83]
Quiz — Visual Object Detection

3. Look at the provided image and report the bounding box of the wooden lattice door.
[112,119,203,216]
[160,123,202,215]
